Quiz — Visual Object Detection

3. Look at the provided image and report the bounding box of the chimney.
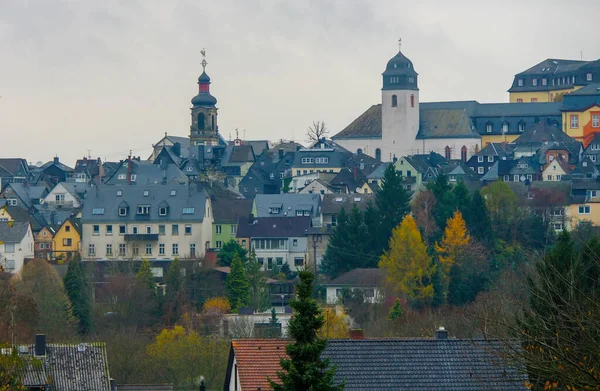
[248,213,254,224]
[436,326,448,340]
[349,328,364,340]
[353,167,358,181]
[53,157,59,164]
[35,334,46,356]
[98,158,105,179]
[127,154,132,185]
[278,148,284,159]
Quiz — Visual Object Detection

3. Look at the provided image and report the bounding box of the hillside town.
[2,24,600,391]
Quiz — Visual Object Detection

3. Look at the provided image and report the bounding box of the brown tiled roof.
[230,339,289,390]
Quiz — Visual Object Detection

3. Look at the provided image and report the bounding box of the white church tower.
[381,39,420,161]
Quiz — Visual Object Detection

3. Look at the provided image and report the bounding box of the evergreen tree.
[217,239,248,267]
[451,180,471,215]
[246,250,270,312]
[427,173,456,234]
[226,254,250,312]
[163,257,186,326]
[464,191,492,244]
[136,258,155,291]
[63,254,92,334]
[375,163,410,253]
[321,208,349,278]
[269,271,343,391]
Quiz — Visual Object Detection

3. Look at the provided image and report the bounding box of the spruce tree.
[375,163,410,254]
[321,208,349,278]
[136,258,155,291]
[451,180,471,216]
[226,254,250,312]
[269,271,343,391]
[427,173,456,234]
[64,254,92,334]
[217,239,248,267]
[246,250,270,312]
[464,191,492,244]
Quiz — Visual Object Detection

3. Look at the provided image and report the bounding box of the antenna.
[86,149,92,159]
[398,37,402,52]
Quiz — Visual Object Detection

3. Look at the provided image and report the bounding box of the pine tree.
[427,173,456,234]
[451,180,471,216]
[464,191,492,244]
[321,208,349,278]
[269,271,343,391]
[63,254,92,334]
[136,258,155,291]
[226,254,250,312]
[375,163,410,254]
[217,239,248,267]
[246,250,270,312]
[379,215,435,307]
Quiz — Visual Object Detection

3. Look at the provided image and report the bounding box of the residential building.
[568,179,600,228]
[542,157,570,181]
[288,172,336,194]
[238,149,295,199]
[212,198,252,249]
[581,132,600,164]
[481,156,541,184]
[236,216,311,271]
[329,168,367,194]
[571,157,599,179]
[0,182,48,210]
[53,218,82,262]
[0,221,34,273]
[81,185,213,261]
[105,158,188,185]
[297,178,336,195]
[0,205,43,233]
[0,158,31,190]
[561,83,600,146]
[321,194,375,228]
[44,182,90,208]
[71,156,105,183]
[35,226,55,260]
[253,194,322,227]
[35,157,74,186]
[220,141,257,179]
[323,268,384,304]
[466,142,514,177]
[509,58,600,103]
[291,148,349,176]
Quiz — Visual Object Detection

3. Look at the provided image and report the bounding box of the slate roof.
[0,158,30,177]
[416,109,480,139]
[508,58,598,92]
[326,268,383,286]
[331,168,367,191]
[0,221,30,242]
[571,157,598,177]
[224,339,289,391]
[474,142,514,158]
[321,194,375,215]
[334,105,382,139]
[212,198,253,224]
[221,145,256,166]
[403,153,449,174]
[254,194,321,218]
[39,159,73,173]
[561,84,600,111]
[1,183,48,208]
[322,339,528,390]
[366,162,390,180]
[19,343,111,390]
[105,160,188,185]
[236,216,312,238]
[514,121,574,144]
[81,185,207,223]
[292,148,350,169]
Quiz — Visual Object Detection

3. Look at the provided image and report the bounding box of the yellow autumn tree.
[379,215,435,305]
[318,306,350,339]
[435,210,470,277]
[202,297,231,315]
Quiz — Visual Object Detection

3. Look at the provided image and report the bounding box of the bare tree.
[307,121,329,142]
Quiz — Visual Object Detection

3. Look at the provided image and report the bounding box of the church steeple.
[189,49,220,146]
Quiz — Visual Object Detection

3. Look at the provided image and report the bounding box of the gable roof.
[514,121,574,144]
[0,158,30,177]
[416,109,480,139]
[254,194,321,218]
[212,198,253,224]
[321,194,375,215]
[322,339,527,390]
[236,216,311,238]
[333,104,382,139]
[331,168,367,191]
[0,221,30,243]
[326,268,383,286]
[224,339,289,391]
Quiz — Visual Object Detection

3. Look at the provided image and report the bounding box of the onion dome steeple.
[191,49,218,107]
[382,38,419,91]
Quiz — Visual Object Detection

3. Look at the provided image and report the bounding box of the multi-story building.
[0,221,34,274]
[561,84,600,147]
[81,185,213,261]
[34,226,55,260]
[53,218,81,262]
[211,198,252,249]
[509,58,600,103]
[253,194,322,227]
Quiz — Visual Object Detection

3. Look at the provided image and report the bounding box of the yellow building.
[53,218,81,261]
[560,84,600,146]
[508,58,599,103]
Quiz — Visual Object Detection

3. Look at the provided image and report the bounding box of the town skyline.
[1,0,600,164]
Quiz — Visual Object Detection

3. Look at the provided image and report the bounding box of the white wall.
[253,236,308,271]
[382,90,420,162]
[325,286,383,305]
[45,183,81,208]
[0,225,34,274]
[334,138,384,160]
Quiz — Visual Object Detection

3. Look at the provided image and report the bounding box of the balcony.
[124,234,159,241]
[401,176,416,184]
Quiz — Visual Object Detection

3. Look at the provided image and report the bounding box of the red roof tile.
[232,339,290,390]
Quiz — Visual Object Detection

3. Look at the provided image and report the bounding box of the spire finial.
[398,38,402,52]
[200,48,207,72]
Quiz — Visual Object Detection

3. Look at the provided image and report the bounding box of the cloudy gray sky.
[1,0,599,166]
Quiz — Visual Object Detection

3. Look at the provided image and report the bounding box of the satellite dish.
[35,161,43,167]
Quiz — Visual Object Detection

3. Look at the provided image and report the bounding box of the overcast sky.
[1,0,599,166]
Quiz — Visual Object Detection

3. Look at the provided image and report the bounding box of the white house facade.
[0,221,34,274]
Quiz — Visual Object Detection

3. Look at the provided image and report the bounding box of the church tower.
[381,39,420,161]
[190,49,220,146]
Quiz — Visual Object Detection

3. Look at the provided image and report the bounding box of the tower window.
[410,94,415,108]
[444,146,451,160]
[197,113,205,131]
[461,146,467,163]
[391,95,398,107]
[211,114,215,130]
[375,148,381,161]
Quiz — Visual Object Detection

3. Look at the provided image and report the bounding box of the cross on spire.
[398,38,402,52]
[200,48,207,72]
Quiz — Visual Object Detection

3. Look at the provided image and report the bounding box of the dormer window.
[137,205,150,215]
[542,78,547,86]
[518,122,525,132]
[587,73,593,81]
[532,78,538,86]
[117,190,122,196]
[118,207,128,216]
[159,206,168,216]
[502,122,509,133]
[143,190,149,197]
[92,208,104,215]
[518,79,524,87]
[182,207,195,215]
[170,190,176,196]
[118,174,126,180]
[269,207,281,214]
[131,174,137,182]
[486,123,493,133]
[187,166,193,172]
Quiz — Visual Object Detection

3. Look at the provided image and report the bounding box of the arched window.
[461,146,467,162]
[357,148,362,155]
[211,115,215,130]
[391,95,398,107]
[375,148,381,161]
[444,146,451,160]
[410,94,415,108]
[197,113,205,131]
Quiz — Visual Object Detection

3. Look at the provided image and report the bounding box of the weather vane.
[201,48,207,72]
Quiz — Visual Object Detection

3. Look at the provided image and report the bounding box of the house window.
[547,175,553,181]
[502,123,509,133]
[230,225,237,235]
[516,99,523,103]
[93,225,100,235]
[555,175,561,181]
[391,95,397,107]
[553,223,563,232]
[185,224,192,235]
[514,175,520,182]
[579,205,591,214]
[518,122,525,132]
[133,245,139,256]
[63,238,72,246]
[159,225,165,235]
[137,205,150,215]
[591,156,596,162]
[170,190,177,196]
[216,225,222,234]
[587,190,597,198]
[143,190,149,197]
[119,244,126,256]
[444,146,451,160]
[527,174,533,181]
[132,226,139,234]
[410,94,415,108]
[503,175,510,182]
[159,244,165,255]
[587,73,593,81]
[106,225,113,235]
[216,241,223,248]
[159,207,168,216]
[486,123,492,133]
[146,226,152,234]
[532,78,538,86]
[186,166,193,172]
[478,167,484,174]
[88,244,95,256]
[106,244,112,256]
[592,114,600,128]
[172,243,179,255]
[190,244,196,257]
[294,257,304,267]
[570,115,579,128]
[518,79,523,87]
[542,78,547,86]
[118,174,126,180]
[487,156,494,163]
[182,207,195,215]
[531,98,538,103]
[172,225,179,235]
[146,244,152,255]
[460,146,467,162]
[267,258,273,270]
[293,239,298,246]
[65,225,71,233]
[92,208,104,215]
[119,225,126,234]
[130,174,137,182]
[331,215,338,226]
[477,156,484,163]
[276,257,283,266]
[296,210,303,216]
[118,207,127,216]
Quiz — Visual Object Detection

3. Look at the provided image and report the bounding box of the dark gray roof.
[331,168,367,191]
[569,83,600,96]
[221,145,256,166]
[105,160,188,185]
[0,221,30,242]
[333,105,382,139]
[514,121,574,144]
[474,142,514,158]
[254,194,321,218]
[326,268,383,286]
[322,339,527,390]
[81,185,207,223]
[20,343,111,390]
[212,198,253,224]
[416,109,479,139]
[236,216,311,238]
[321,194,375,215]
[366,162,390,180]
[0,158,29,176]
[292,149,350,169]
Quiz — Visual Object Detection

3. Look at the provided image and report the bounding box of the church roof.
[416,109,480,139]
[333,104,382,139]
